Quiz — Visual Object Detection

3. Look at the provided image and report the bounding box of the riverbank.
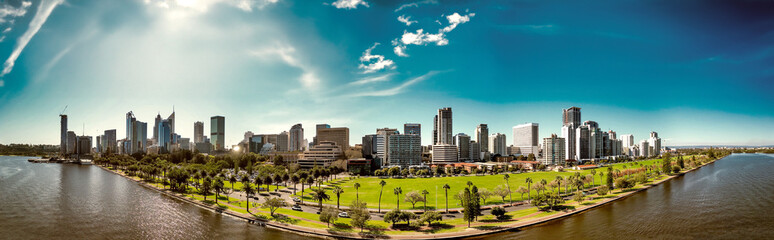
[94,155,723,240]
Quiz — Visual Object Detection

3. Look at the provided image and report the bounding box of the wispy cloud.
[249,43,320,89]
[392,12,475,56]
[349,72,396,85]
[397,15,417,26]
[358,43,395,74]
[500,24,560,34]
[349,71,439,97]
[330,0,369,9]
[0,1,32,23]
[143,0,279,12]
[0,0,64,83]
[394,0,437,12]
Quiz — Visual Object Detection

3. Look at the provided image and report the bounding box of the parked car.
[338,212,349,218]
[291,205,303,211]
[292,197,301,202]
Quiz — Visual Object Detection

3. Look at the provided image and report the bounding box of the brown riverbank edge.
[96,156,723,240]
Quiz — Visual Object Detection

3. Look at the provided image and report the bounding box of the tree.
[242,180,254,212]
[418,211,443,226]
[262,197,286,217]
[263,175,273,192]
[421,189,430,211]
[201,177,212,201]
[354,182,361,201]
[503,174,513,204]
[273,174,282,191]
[493,185,509,203]
[393,187,403,210]
[677,155,685,169]
[672,165,681,174]
[212,177,225,204]
[273,154,285,166]
[229,175,237,192]
[597,185,609,196]
[525,177,533,202]
[662,152,672,175]
[404,191,424,209]
[290,174,300,195]
[606,167,614,189]
[517,186,528,201]
[443,184,451,213]
[462,187,474,227]
[471,186,481,221]
[384,209,403,228]
[332,186,344,210]
[311,188,330,213]
[532,192,564,211]
[254,176,263,193]
[319,206,338,227]
[590,169,597,186]
[491,206,508,220]
[479,188,492,206]
[378,180,387,213]
[349,200,370,232]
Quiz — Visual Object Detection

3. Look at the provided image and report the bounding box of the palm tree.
[443,184,451,213]
[525,177,533,202]
[273,174,282,191]
[254,177,263,193]
[503,174,513,205]
[332,186,344,210]
[556,176,564,195]
[311,188,330,213]
[590,169,597,186]
[378,180,386,213]
[393,187,403,210]
[290,174,300,195]
[540,179,548,195]
[421,189,429,211]
[354,183,361,201]
[467,181,473,188]
[242,180,254,212]
[229,175,237,192]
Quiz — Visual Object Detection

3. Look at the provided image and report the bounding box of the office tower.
[158,120,171,153]
[583,120,598,129]
[435,107,453,145]
[277,131,289,152]
[317,127,349,149]
[433,115,438,145]
[104,129,116,154]
[583,121,602,158]
[60,114,67,155]
[297,141,343,169]
[542,134,566,166]
[375,128,399,165]
[562,106,581,127]
[194,122,204,143]
[153,114,161,144]
[513,123,539,155]
[431,144,458,164]
[96,135,102,153]
[211,116,225,151]
[167,111,175,143]
[77,136,92,156]
[640,140,649,157]
[469,141,481,162]
[404,123,421,136]
[561,124,577,160]
[387,134,422,168]
[575,125,591,160]
[475,124,489,153]
[488,133,507,156]
[313,124,331,145]
[453,133,471,162]
[621,134,634,148]
[67,131,77,154]
[289,123,304,151]
[648,132,662,157]
[361,134,377,159]
[126,112,135,153]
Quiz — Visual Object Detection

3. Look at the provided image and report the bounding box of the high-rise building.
[648,132,661,157]
[194,121,204,143]
[542,134,566,166]
[66,131,77,154]
[289,123,304,151]
[277,131,289,152]
[561,124,576,160]
[96,135,103,153]
[104,129,116,154]
[453,133,471,162]
[77,136,92,156]
[375,128,399,165]
[404,123,421,136]
[640,140,649,157]
[387,134,422,167]
[469,141,481,161]
[361,134,377,159]
[313,124,331,145]
[513,123,539,147]
[158,120,171,153]
[317,127,349,149]
[488,133,507,156]
[135,121,148,153]
[431,144,458,164]
[562,107,581,127]
[621,134,634,148]
[297,141,342,169]
[167,111,175,143]
[584,121,602,158]
[153,114,161,144]
[210,116,225,151]
[435,107,452,145]
[575,125,591,160]
[475,124,489,153]
[126,112,135,154]
[60,114,67,155]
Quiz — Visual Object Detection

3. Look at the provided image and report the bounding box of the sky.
[0,0,773,147]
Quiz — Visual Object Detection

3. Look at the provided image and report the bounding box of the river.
[1,154,772,239]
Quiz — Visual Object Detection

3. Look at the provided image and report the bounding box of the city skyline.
[0,0,773,146]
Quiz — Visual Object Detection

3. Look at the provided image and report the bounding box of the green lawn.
[294,158,669,210]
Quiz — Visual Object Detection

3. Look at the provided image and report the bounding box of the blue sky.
[0,0,772,147]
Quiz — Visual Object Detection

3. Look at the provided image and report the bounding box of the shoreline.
[95,157,723,240]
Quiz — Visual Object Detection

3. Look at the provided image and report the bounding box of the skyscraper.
[404,123,421,136]
[126,111,135,153]
[640,140,650,157]
[289,123,304,151]
[513,123,539,155]
[211,116,225,151]
[317,127,349,149]
[488,133,507,156]
[433,115,438,145]
[60,114,67,155]
[561,124,576,160]
[153,114,161,144]
[194,121,204,143]
[387,134,422,167]
[575,125,591,160]
[475,124,489,153]
[104,129,116,154]
[158,120,171,153]
[562,107,581,127]
[167,111,175,143]
[542,134,566,166]
[648,132,662,157]
[277,131,289,152]
[453,133,471,162]
[435,107,452,145]
[313,124,331,146]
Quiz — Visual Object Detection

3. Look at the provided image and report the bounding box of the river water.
[1,154,772,239]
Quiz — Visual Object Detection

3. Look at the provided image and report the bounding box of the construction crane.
[60,105,68,116]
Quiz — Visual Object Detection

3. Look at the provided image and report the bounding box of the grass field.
[294,158,668,210]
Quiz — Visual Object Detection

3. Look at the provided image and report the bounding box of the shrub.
[634,173,648,184]
[672,166,681,174]
[614,177,635,189]
[491,206,508,220]
[597,185,609,196]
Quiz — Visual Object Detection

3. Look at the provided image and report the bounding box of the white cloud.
[393,44,408,57]
[0,36,5,42]
[1,0,64,79]
[349,71,438,97]
[331,0,369,9]
[349,72,395,85]
[358,43,395,74]
[391,12,474,57]
[2,27,11,33]
[394,0,437,12]
[397,15,417,26]
[442,12,474,33]
[249,44,320,89]
[0,1,32,23]
[143,0,279,12]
